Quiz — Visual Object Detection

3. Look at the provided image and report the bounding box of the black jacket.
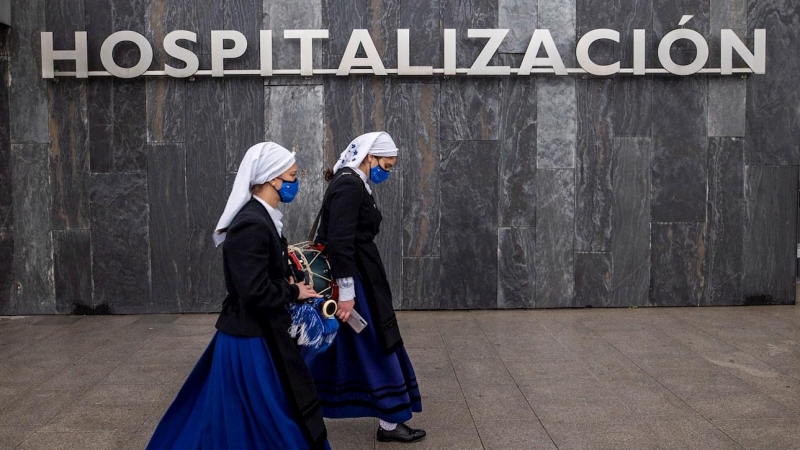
[215,199,326,448]
[316,168,403,354]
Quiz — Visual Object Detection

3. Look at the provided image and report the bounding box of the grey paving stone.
[543,420,665,450]
[463,384,537,422]
[475,419,557,450]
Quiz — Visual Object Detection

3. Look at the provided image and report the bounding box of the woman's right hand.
[294,280,319,300]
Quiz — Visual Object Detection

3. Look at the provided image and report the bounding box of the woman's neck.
[254,186,280,208]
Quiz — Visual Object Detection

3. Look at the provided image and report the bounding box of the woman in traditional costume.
[147,142,330,450]
[310,132,426,443]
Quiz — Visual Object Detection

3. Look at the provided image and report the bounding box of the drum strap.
[307,207,322,242]
[308,171,361,242]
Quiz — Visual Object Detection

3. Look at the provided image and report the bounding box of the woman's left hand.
[336,300,354,322]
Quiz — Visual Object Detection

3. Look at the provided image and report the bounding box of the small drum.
[288,242,338,317]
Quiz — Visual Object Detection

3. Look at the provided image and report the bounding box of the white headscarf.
[333,131,398,174]
[213,142,296,246]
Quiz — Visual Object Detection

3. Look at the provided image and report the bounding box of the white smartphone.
[345,309,368,333]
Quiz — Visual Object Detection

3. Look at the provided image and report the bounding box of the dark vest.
[215,199,327,448]
[316,168,403,354]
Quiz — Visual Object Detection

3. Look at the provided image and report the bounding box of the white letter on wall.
[211,30,247,77]
[398,29,433,75]
[444,29,456,75]
[721,29,765,74]
[576,29,620,76]
[284,29,329,76]
[260,30,273,76]
[518,30,567,75]
[337,29,387,75]
[657,28,709,75]
[164,30,199,78]
[100,31,154,78]
[467,29,510,75]
[41,31,88,78]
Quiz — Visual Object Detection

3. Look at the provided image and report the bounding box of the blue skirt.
[147,331,330,450]
[308,277,422,423]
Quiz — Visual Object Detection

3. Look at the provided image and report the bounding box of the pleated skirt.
[147,331,330,450]
[308,277,423,423]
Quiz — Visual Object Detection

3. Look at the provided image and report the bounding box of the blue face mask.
[369,164,391,184]
[277,178,299,203]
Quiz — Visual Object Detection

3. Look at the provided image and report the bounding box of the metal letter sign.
[40,22,767,79]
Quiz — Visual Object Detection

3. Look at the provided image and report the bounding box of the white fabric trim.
[336,277,355,301]
[251,195,284,237]
[379,420,397,431]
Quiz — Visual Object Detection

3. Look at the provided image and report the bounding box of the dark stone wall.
[1,0,798,313]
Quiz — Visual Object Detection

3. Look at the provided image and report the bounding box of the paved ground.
[1,305,800,449]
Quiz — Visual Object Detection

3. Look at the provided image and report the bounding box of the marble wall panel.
[264,85,325,242]
[745,0,800,165]
[441,78,501,141]
[186,0,223,58]
[653,0,710,63]
[708,78,745,138]
[225,78,265,171]
[611,138,651,307]
[10,144,55,314]
[614,77,652,138]
[90,173,150,313]
[48,81,90,230]
[575,78,613,252]
[498,58,536,228]
[399,0,442,68]
[538,0,576,66]
[187,229,226,312]
[266,0,323,76]
[0,232,12,314]
[651,77,708,222]
[709,0,746,68]
[537,77,576,168]
[649,222,707,307]
[366,0,400,69]
[498,0,537,53]
[364,78,404,307]
[87,79,114,173]
[704,137,744,305]
[223,0,263,70]
[113,81,148,172]
[323,77,363,169]
[441,0,498,67]
[9,0,48,144]
[440,141,499,308]
[575,252,613,307]
[186,79,226,229]
[403,258,441,309]
[400,83,441,257]
[743,166,798,305]
[0,57,11,229]
[148,144,188,313]
[618,0,653,68]
[146,77,186,144]
[53,230,92,314]
[535,168,575,307]
[322,0,367,59]
[498,227,536,308]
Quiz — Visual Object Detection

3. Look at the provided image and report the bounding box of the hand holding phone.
[345,308,368,333]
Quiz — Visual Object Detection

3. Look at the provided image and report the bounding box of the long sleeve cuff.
[337,277,355,301]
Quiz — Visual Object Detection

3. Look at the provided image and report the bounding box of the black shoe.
[376,423,427,443]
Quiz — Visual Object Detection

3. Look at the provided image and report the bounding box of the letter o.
[657,29,709,76]
[100,31,154,78]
